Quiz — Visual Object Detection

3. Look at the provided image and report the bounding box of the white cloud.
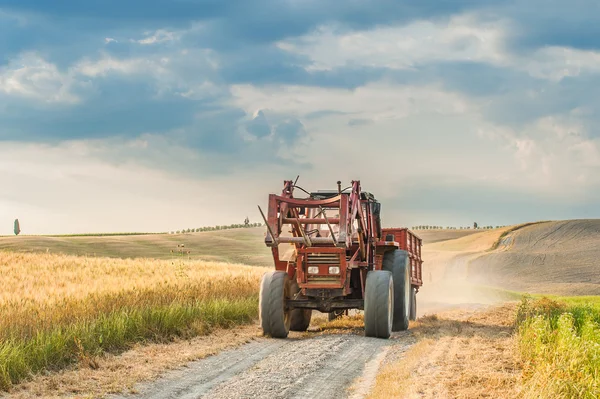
[277,14,510,71]
[0,140,283,235]
[278,13,600,82]
[230,82,471,121]
[0,53,79,104]
[477,115,600,194]
[524,46,600,81]
[230,81,600,203]
[137,29,179,45]
[73,55,170,78]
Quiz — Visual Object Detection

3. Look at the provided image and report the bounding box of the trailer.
[258,179,423,339]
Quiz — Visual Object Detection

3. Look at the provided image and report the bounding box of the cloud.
[274,118,305,145]
[137,29,178,45]
[4,2,600,233]
[0,53,79,103]
[245,110,271,138]
[277,14,509,71]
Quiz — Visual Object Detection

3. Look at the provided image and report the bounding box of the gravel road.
[111,330,414,399]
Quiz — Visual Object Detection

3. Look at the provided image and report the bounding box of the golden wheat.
[0,251,268,389]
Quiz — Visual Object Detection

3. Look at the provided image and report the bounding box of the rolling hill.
[467,220,600,295]
[0,227,477,267]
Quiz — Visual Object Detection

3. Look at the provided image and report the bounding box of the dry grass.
[412,229,482,244]
[6,325,262,399]
[368,304,522,399]
[0,251,269,390]
[309,314,366,335]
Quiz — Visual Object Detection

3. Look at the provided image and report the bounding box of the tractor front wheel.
[259,271,291,338]
[364,270,394,339]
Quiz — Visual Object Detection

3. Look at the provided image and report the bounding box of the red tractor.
[258,179,423,339]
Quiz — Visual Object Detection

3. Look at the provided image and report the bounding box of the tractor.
[258,179,423,339]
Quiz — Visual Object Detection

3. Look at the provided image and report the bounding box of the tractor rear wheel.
[290,309,312,331]
[382,249,411,331]
[364,270,394,339]
[410,287,417,321]
[328,310,345,322]
[259,271,291,338]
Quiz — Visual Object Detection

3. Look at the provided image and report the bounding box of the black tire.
[364,270,394,339]
[290,309,312,331]
[382,249,411,331]
[259,271,291,338]
[287,276,312,331]
[409,287,417,321]
[328,310,344,322]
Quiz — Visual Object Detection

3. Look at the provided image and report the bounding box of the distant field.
[468,220,600,295]
[0,226,474,266]
[0,227,272,267]
[413,228,482,244]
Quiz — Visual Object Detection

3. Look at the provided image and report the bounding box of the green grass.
[0,296,258,390]
[516,295,600,398]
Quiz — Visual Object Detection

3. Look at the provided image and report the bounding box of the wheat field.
[0,251,268,390]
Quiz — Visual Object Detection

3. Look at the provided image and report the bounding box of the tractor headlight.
[308,266,319,274]
[328,266,340,275]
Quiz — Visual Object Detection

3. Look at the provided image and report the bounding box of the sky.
[2,1,600,234]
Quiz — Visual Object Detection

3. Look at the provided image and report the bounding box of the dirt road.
[111,330,414,399]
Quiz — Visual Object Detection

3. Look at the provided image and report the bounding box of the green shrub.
[517,296,600,398]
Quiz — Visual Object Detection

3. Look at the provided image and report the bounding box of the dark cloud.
[3,0,600,155]
[0,78,200,140]
[274,119,305,144]
[245,110,271,138]
[501,1,600,52]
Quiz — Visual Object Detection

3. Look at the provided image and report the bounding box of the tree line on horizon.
[169,222,265,234]
[411,225,506,230]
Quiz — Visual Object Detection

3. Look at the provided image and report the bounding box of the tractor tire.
[410,287,417,321]
[259,271,291,338]
[364,270,394,339]
[382,249,411,331]
[290,309,312,331]
[287,275,312,331]
[328,310,345,322]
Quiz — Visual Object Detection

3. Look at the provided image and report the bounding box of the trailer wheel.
[409,287,417,321]
[383,250,411,331]
[364,270,394,339]
[259,271,291,338]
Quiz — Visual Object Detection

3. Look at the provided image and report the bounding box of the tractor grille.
[306,253,340,265]
[305,253,342,286]
[306,276,340,284]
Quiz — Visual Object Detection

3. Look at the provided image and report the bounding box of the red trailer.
[258,179,423,339]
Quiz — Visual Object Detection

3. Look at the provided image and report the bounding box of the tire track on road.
[112,332,413,399]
